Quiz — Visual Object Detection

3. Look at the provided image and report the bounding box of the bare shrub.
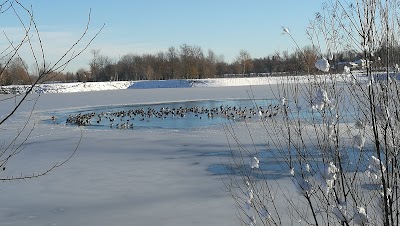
[225,1,400,225]
[0,0,103,180]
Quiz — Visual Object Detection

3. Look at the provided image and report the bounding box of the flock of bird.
[60,103,286,129]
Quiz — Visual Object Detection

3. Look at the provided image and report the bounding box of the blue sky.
[1,0,324,72]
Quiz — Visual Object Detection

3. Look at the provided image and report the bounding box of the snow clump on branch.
[315,58,330,72]
[312,87,331,111]
[250,156,260,169]
[366,155,386,180]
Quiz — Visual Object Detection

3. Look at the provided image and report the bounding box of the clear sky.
[1,0,324,72]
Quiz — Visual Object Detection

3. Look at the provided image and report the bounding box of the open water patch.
[44,98,356,130]
[44,99,282,130]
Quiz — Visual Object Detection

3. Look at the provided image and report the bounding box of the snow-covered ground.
[0,77,300,226]
[0,74,357,94]
[0,74,384,225]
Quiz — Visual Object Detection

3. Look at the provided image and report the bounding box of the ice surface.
[0,75,380,226]
[1,83,290,226]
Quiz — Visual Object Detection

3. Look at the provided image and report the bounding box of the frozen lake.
[0,73,380,226]
[0,82,369,226]
[1,86,283,226]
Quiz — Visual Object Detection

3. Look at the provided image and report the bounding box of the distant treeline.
[1,43,394,85]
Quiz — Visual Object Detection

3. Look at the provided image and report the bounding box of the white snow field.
[0,74,372,226]
[0,73,357,94]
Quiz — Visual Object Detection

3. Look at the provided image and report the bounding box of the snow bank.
[125,74,361,89]
[191,76,314,87]
[128,79,192,89]
[38,81,134,93]
[0,81,134,94]
[0,73,373,94]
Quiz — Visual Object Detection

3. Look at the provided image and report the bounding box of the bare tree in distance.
[0,0,103,180]
[236,50,252,76]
